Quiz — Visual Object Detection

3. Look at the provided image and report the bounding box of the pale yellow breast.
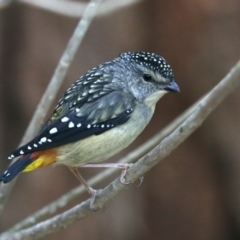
[56,104,154,167]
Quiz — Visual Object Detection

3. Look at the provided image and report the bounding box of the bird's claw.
[138,176,144,187]
[89,187,102,211]
[120,164,133,185]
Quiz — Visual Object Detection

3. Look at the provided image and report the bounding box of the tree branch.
[2,58,240,240]
[0,0,11,9]
[18,0,141,18]
[0,0,103,215]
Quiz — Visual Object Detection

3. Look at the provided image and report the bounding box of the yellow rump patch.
[23,149,57,172]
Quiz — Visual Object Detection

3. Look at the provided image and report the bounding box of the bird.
[0,51,179,203]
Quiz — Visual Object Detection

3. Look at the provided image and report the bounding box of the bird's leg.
[69,167,93,195]
[69,167,100,210]
[80,163,133,184]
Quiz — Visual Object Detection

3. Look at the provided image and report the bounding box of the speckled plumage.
[1,51,180,183]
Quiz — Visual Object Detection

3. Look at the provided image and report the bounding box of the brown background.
[1,0,240,239]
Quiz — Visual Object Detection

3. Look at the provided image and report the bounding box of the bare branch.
[2,58,240,240]
[0,0,103,214]
[18,0,141,18]
[0,0,11,9]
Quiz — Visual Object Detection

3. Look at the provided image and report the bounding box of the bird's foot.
[89,187,102,211]
[120,163,133,185]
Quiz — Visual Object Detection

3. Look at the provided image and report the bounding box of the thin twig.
[19,0,141,18]
[0,0,103,215]
[0,0,11,9]
[4,89,200,233]
[2,59,240,240]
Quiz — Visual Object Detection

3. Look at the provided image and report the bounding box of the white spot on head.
[49,127,58,134]
[61,117,69,122]
[68,122,75,128]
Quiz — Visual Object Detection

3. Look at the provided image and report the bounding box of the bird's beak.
[164,81,180,93]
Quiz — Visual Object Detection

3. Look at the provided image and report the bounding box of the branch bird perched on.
[0,52,179,204]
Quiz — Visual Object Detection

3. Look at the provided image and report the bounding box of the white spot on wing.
[41,137,47,143]
[64,95,71,100]
[68,122,75,128]
[61,117,69,122]
[7,154,15,160]
[49,127,58,134]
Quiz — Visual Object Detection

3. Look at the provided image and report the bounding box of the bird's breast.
[56,104,154,166]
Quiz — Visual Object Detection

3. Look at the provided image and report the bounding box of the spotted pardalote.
[0,51,180,193]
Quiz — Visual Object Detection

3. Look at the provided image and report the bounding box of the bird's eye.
[143,74,152,82]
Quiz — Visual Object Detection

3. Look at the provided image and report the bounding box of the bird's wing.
[8,91,135,159]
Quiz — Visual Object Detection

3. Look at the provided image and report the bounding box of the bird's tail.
[0,155,32,183]
[0,149,57,183]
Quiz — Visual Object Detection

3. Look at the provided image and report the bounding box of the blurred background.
[0,0,240,239]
